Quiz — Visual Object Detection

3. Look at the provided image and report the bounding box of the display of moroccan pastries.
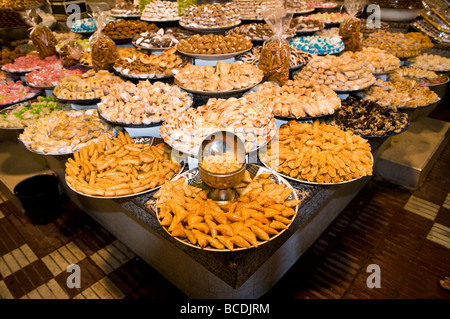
[160,97,277,155]
[243,80,341,119]
[153,172,300,250]
[360,78,440,109]
[408,53,450,72]
[98,80,193,125]
[232,0,280,20]
[260,120,373,184]
[18,109,112,155]
[293,54,376,92]
[53,70,124,101]
[65,131,182,197]
[340,47,401,74]
[174,62,264,92]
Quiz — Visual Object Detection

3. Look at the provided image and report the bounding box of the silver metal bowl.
[198,130,247,203]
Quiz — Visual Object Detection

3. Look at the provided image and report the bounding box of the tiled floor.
[0,104,449,299]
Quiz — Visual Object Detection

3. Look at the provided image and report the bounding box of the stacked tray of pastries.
[408,53,450,72]
[160,97,277,155]
[259,120,373,184]
[18,109,112,155]
[340,47,401,75]
[65,131,183,198]
[236,45,313,69]
[97,80,193,126]
[243,80,341,119]
[174,61,264,93]
[0,96,67,129]
[293,54,376,92]
[114,47,186,79]
[53,70,124,102]
[153,168,300,251]
[179,3,241,29]
[359,78,440,109]
[176,33,252,56]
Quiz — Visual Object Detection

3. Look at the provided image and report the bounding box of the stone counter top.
[114,138,387,289]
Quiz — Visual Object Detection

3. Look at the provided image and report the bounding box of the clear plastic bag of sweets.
[259,6,293,85]
[89,10,120,70]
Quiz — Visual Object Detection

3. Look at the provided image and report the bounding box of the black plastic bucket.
[14,174,62,225]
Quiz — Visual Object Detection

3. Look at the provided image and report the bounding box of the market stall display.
[18,109,113,155]
[0,96,67,129]
[359,78,441,109]
[154,165,300,251]
[243,80,341,119]
[236,45,313,70]
[97,80,193,126]
[179,3,241,31]
[0,80,41,107]
[259,120,373,185]
[329,96,410,137]
[174,61,263,94]
[52,70,124,103]
[160,97,277,156]
[289,35,344,55]
[65,131,184,198]
[293,54,376,92]
[140,0,180,21]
